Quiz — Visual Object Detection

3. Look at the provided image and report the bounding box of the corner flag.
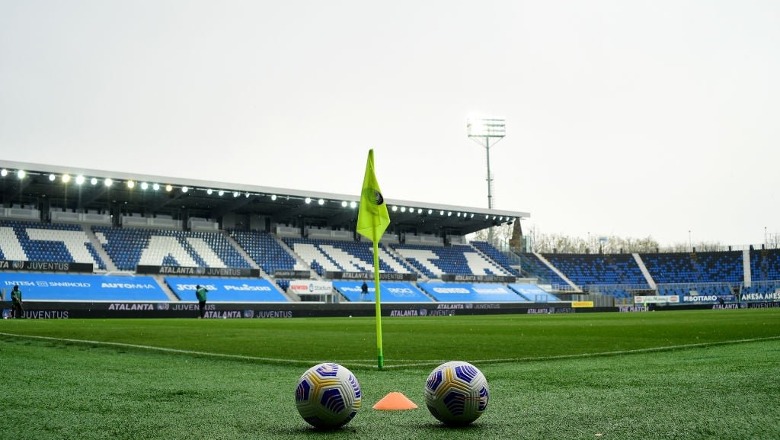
[356,149,390,369]
[357,149,390,243]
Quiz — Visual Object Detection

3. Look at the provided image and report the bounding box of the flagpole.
[356,148,390,370]
[373,230,384,369]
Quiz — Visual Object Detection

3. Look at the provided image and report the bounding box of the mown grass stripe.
[3,331,778,370]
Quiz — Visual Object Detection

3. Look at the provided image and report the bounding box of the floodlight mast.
[467,118,506,243]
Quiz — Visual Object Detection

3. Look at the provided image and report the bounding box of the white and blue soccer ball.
[295,363,362,429]
[424,361,489,426]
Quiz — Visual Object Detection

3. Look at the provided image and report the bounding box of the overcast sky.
[1,1,778,247]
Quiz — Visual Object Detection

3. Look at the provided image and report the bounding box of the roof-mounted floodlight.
[76,175,85,185]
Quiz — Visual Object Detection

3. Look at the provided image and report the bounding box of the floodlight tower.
[467,117,506,243]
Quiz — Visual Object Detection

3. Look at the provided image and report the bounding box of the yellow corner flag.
[356,149,390,369]
[357,149,390,243]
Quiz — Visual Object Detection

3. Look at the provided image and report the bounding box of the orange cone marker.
[372,392,418,410]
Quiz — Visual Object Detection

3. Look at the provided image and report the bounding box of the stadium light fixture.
[233,191,240,198]
[76,175,85,185]
[468,116,506,241]
[61,174,71,183]
[127,180,136,189]
[428,209,433,215]
[341,201,348,208]
[400,207,406,213]
[440,210,444,216]
[141,182,149,190]
[165,184,173,192]
[318,198,324,205]
[152,183,160,191]
[104,178,113,187]
[218,190,224,196]
[181,186,188,193]
[349,201,357,209]
[391,206,398,212]
[17,170,26,179]
[305,197,312,204]
[0,169,7,177]
[48,174,56,182]
[270,194,277,201]
[90,177,98,185]
[206,189,213,195]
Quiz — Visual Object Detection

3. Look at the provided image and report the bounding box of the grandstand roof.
[0,160,528,236]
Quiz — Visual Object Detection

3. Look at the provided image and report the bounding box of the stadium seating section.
[470,241,521,276]
[390,243,510,278]
[93,226,252,271]
[640,251,743,284]
[2,219,780,305]
[750,248,780,282]
[542,253,648,287]
[0,220,106,269]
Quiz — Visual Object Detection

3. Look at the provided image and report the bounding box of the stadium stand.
[470,241,521,276]
[0,220,106,269]
[229,230,299,274]
[515,253,570,287]
[749,248,780,282]
[390,243,510,278]
[2,220,778,307]
[282,237,414,275]
[640,251,743,284]
[542,253,647,286]
[93,226,252,270]
[539,253,648,299]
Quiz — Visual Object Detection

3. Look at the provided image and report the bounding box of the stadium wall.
[1,300,610,319]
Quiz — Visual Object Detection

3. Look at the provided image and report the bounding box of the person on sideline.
[360,281,369,301]
[11,284,24,319]
[195,284,208,318]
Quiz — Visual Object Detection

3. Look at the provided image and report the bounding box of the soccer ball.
[424,361,489,426]
[295,363,362,429]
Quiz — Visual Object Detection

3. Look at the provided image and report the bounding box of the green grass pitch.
[1,308,779,439]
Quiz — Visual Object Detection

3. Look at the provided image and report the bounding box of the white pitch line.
[1,332,778,370]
